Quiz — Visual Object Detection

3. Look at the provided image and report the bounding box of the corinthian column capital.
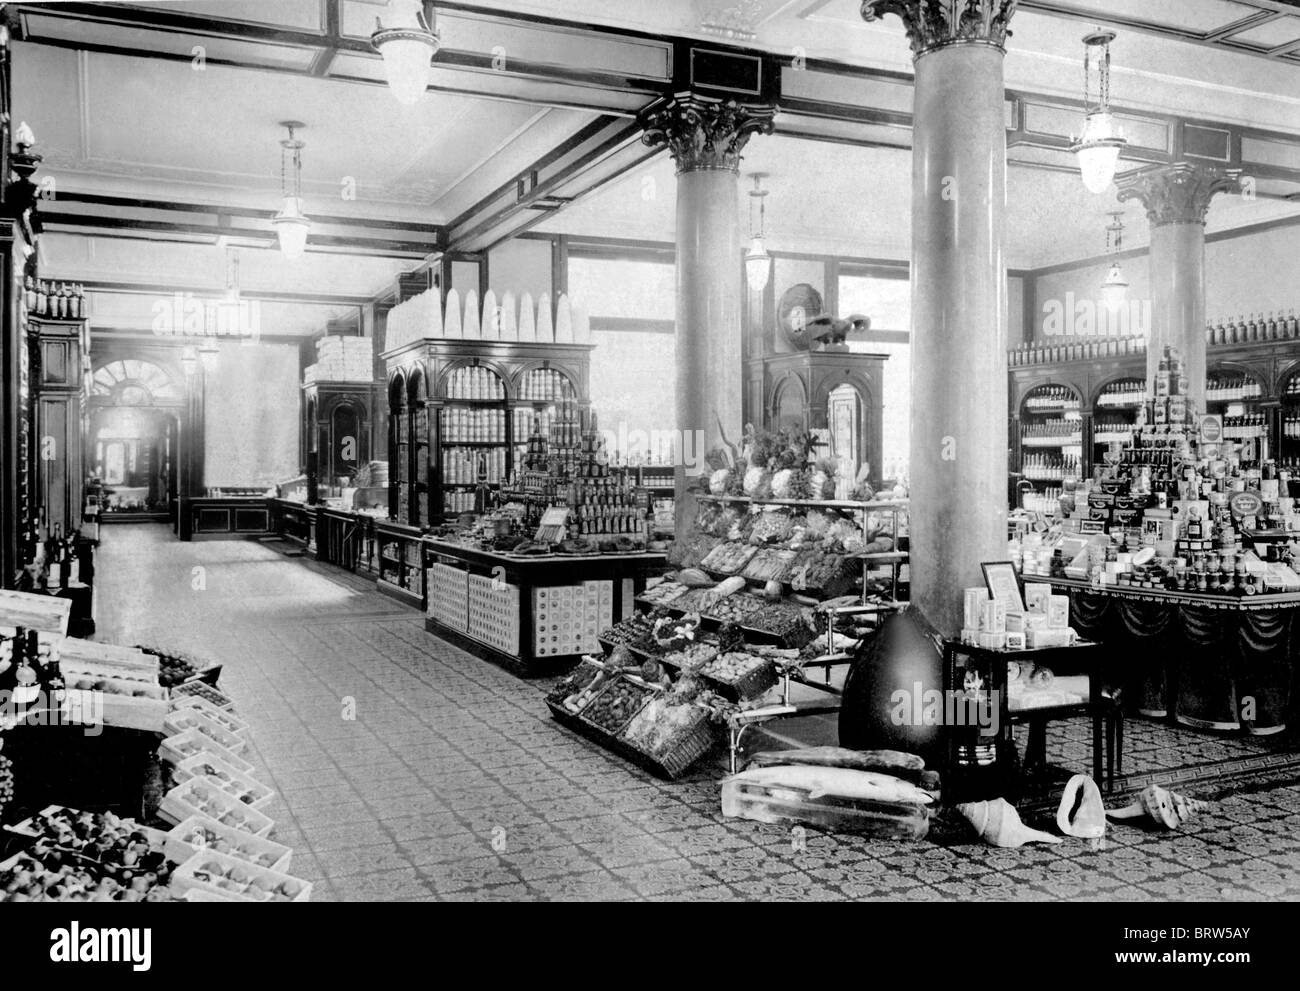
[640,91,776,175]
[861,0,1019,57]
[1116,162,1243,227]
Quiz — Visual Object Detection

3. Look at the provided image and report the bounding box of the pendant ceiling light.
[272,121,310,260]
[744,173,771,293]
[1070,30,1126,194]
[372,0,440,106]
[1100,211,1129,314]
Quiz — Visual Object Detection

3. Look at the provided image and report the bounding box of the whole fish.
[724,765,935,806]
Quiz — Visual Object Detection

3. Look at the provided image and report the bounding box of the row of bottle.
[572,504,643,536]
[1022,488,1062,514]
[0,626,64,704]
[1093,417,1135,440]
[447,366,506,401]
[1024,386,1081,411]
[441,407,506,444]
[1021,420,1083,439]
[1222,414,1269,440]
[1207,377,1264,402]
[23,278,85,320]
[442,448,506,485]
[1096,381,1147,407]
[520,370,573,402]
[1021,454,1081,480]
[1206,311,1298,345]
[442,492,487,515]
[1010,336,1146,366]
[1280,415,1300,439]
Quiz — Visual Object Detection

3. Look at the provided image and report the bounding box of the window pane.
[590,329,676,462]
[840,275,910,485]
[568,257,675,320]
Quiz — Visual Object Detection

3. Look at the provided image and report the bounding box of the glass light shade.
[1072,112,1125,194]
[374,30,438,105]
[180,346,198,377]
[1100,262,1128,313]
[744,237,771,292]
[273,196,310,260]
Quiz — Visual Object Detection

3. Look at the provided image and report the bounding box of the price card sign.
[1199,414,1223,445]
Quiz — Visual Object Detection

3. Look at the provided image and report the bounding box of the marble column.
[641,93,775,533]
[863,1,1017,635]
[1117,163,1240,415]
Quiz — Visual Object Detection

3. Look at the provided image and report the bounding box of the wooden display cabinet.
[380,337,592,526]
[745,350,888,491]
[31,316,87,538]
[302,380,379,491]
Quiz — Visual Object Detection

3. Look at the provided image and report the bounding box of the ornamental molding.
[1116,163,1244,228]
[640,92,776,175]
[861,0,1019,57]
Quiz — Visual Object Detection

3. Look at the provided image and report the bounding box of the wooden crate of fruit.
[171,848,310,902]
[698,652,778,702]
[165,815,292,874]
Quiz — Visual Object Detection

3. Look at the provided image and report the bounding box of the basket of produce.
[618,698,717,778]
[700,541,758,576]
[131,645,203,688]
[744,600,816,648]
[742,547,797,583]
[597,615,658,653]
[668,587,714,614]
[788,549,854,598]
[662,641,719,673]
[578,677,656,736]
[546,658,613,713]
[705,592,768,625]
[699,651,778,701]
[169,680,235,711]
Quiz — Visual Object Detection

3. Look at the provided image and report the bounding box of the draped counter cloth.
[1057,585,1297,734]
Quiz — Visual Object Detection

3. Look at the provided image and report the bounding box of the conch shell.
[958,798,1062,848]
[1056,774,1106,839]
[1106,784,1207,830]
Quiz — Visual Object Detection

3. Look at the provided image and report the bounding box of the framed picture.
[982,561,1025,613]
[1079,519,1106,535]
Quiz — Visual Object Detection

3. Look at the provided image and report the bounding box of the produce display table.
[423,540,666,676]
[1025,576,1300,735]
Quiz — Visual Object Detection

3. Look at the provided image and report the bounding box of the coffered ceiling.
[10,1,1300,315]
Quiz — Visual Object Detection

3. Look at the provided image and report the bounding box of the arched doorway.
[87,358,184,520]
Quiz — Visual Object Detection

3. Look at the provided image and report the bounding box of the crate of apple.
[172,848,310,902]
[172,754,274,810]
[158,728,255,775]
[165,815,292,873]
[159,780,274,837]
[0,851,179,902]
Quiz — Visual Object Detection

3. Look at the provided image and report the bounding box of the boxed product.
[963,588,988,630]
[977,631,1007,650]
[1046,595,1070,629]
[1025,626,1076,648]
[981,599,1007,634]
[1005,631,1026,650]
[1006,611,1026,634]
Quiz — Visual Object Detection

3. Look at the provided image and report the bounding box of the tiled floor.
[96,525,1300,901]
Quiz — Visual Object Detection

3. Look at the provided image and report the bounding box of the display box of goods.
[1,807,177,902]
[637,580,690,607]
[744,600,816,648]
[62,666,169,734]
[700,541,758,576]
[169,679,235,711]
[598,615,657,654]
[699,652,777,702]
[788,549,854,598]
[579,677,656,736]
[170,695,249,738]
[427,561,470,632]
[0,849,180,903]
[159,779,274,836]
[742,547,797,583]
[165,815,293,874]
[172,754,274,810]
[618,697,717,778]
[172,848,310,902]
[158,728,255,776]
[748,510,794,546]
[677,535,721,570]
[705,592,768,625]
[467,573,520,656]
[163,708,248,756]
[0,588,72,635]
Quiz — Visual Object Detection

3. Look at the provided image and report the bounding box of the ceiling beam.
[80,278,371,307]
